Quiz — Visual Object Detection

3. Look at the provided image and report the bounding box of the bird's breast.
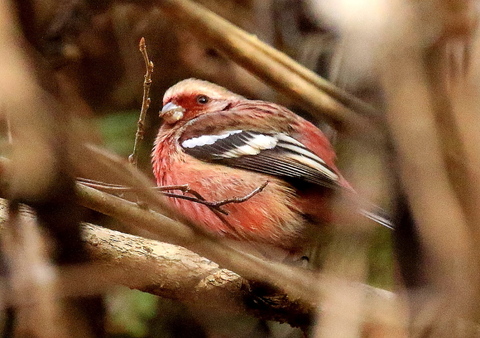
[154,147,307,249]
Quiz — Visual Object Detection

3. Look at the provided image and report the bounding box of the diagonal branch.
[80,222,312,328]
[75,181,318,300]
[121,0,384,140]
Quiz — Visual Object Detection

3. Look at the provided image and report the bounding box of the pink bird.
[152,78,391,258]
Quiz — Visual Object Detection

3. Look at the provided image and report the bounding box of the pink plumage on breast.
[152,133,306,250]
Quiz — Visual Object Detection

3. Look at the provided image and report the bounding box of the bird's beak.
[160,102,185,124]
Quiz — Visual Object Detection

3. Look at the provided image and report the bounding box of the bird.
[152,78,391,259]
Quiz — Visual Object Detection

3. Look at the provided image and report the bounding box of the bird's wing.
[180,129,340,189]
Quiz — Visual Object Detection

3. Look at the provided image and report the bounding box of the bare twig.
[129,37,154,167]
[77,177,268,215]
[205,180,268,207]
[77,177,234,213]
[162,180,268,213]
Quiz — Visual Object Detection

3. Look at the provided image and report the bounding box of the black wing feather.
[220,153,339,189]
[181,130,339,189]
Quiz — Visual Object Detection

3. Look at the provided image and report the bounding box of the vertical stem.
[129,37,154,167]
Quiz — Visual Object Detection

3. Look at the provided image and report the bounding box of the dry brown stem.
[77,177,268,215]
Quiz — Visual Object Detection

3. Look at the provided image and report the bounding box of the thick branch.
[81,223,312,327]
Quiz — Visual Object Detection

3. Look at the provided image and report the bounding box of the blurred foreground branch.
[121,0,383,139]
[74,184,403,333]
[378,0,479,335]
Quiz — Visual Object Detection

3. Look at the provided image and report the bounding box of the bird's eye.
[196,95,210,104]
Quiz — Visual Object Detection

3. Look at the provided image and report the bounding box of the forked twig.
[206,180,269,208]
[129,37,154,167]
[77,177,269,215]
[162,180,269,215]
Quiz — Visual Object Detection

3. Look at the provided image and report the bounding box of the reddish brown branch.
[162,180,269,214]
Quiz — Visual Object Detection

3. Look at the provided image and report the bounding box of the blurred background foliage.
[96,112,137,157]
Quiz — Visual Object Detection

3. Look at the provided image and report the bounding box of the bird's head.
[160,78,244,125]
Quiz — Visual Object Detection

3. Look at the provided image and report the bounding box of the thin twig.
[160,192,226,215]
[208,180,268,207]
[76,178,127,190]
[77,177,268,215]
[129,37,154,167]
[163,181,269,215]
[78,177,191,193]
[77,177,230,214]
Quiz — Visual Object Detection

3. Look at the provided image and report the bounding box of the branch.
[81,222,312,328]
[377,2,478,333]
[75,181,318,300]
[162,180,268,214]
[77,177,268,215]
